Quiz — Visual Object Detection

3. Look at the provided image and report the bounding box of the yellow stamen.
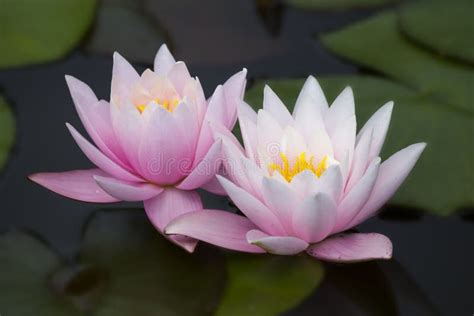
[268,152,328,182]
[136,98,180,113]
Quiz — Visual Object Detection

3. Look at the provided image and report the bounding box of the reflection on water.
[0,209,439,316]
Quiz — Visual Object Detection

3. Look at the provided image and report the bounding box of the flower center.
[268,152,328,182]
[136,98,180,113]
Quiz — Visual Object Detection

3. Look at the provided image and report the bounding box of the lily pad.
[84,0,167,64]
[245,75,474,215]
[80,209,226,316]
[399,0,474,64]
[0,95,16,172]
[0,231,82,315]
[321,12,474,113]
[215,253,324,316]
[285,0,396,11]
[0,0,96,68]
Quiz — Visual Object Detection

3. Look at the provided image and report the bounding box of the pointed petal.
[111,52,140,106]
[154,44,176,75]
[330,114,356,166]
[293,76,328,117]
[349,143,426,227]
[217,176,286,235]
[238,100,257,124]
[292,193,337,243]
[144,188,202,252]
[168,61,192,94]
[306,233,392,263]
[219,138,251,191]
[94,175,163,201]
[324,86,355,135]
[246,230,308,255]
[317,163,344,202]
[238,113,258,162]
[346,128,373,192]
[262,177,296,233]
[28,169,119,203]
[66,123,142,182]
[201,175,227,196]
[263,85,293,127]
[165,209,264,253]
[177,139,223,190]
[257,109,284,162]
[222,68,247,128]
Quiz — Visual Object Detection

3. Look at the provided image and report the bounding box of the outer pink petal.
[111,52,140,106]
[219,139,252,192]
[66,123,143,182]
[28,169,119,203]
[177,139,223,190]
[356,101,393,162]
[201,174,227,196]
[292,193,337,243]
[246,230,308,255]
[217,175,286,236]
[345,128,373,192]
[306,233,393,263]
[261,177,296,233]
[93,175,163,201]
[293,76,328,117]
[324,87,355,135]
[144,188,202,252]
[238,112,258,162]
[263,85,293,127]
[154,44,176,75]
[329,114,356,168]
[221,68,247,128]
[349,143,426,227]
[165,209,264,253]
[334,158,380,233]
[168,62,192,94]
[238,99,257,123]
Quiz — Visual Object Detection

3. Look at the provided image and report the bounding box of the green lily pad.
[0,95,16,172]
[0,231,82,315]
[84,0,167,64]
[245,75,474,215]
[321,12,474,113]
[399,0,474,64]
[215,253,324,316]
[80,209,226,316]
[285,0,397,11]
[0,0,96,68]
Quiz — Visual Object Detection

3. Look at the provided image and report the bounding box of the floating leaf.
[399,0,474,64]
[215,253,324,316]
[0,231,82,315]
[80,209,226,316]
[0,95,15,172]
[245,75,473,215]
[285,0,396,11]
[321,12,474,113]
[0,0,96,68]
[84,0,167,64]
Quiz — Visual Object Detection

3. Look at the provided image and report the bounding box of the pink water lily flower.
[29,45,247,252]
[165,76,425,262]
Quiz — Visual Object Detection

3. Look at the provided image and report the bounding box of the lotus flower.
[29,45,247,252]
[165,76,425,262]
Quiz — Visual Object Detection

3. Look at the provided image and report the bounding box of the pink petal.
[165,209,264,253]
[334,158,380,233]
[210,120,244,155]
[154,44,176,75]
[238,113,258,162]
[324,87,355,134]
[217,175,287,236]
[316,164,344,202]
[345,128,373,192]
[168,62,192,94]
[66,123,142,182]
[349,143,426,227]
[261,177,296,233]
[111,52,140,106]
[219,139,252,191]
[246,230,308,255]
[292,193,337,243]
[177,139,223,190]
[306,233,393,263]
[293,76,329,117]
[329,114,356,168]
[144,188,203,252]
[94,175,163,201]
[356,101,393,162]
[201,175,227,195]
[257,109,284,162]
[263,85,293,127]
[28,169,119,203]
[238,99,257,123]
[222,68,247,128]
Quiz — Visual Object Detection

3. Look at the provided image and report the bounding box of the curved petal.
[201,174,227,196]
[94,175,163,201]
[349,143,426,227]
[261,177,296,233]
[66,123,143,182]
[165,209,264,253]
[257,109,284,162]
[293,76,328,118]
[144,188,203,252]
[246,230,308,255]
[324,86,355,135]
[292,193,337,243]
[330,114,356,167]
[219,138,251,192]
[177,139,223,190]
[356,101,393,162]
[238,113,258,162]
[306,233,392,263]
[111,52,140,106]
[316,163,344,202]
[334,158,380,233]
[168,61,192,94]
[263,85,293,127]
[154,44,176,75]
[217,176,286,236]
[238,99,257,123]
[28,169,119,203]
[222,68,247,128]
[345,127,373,192]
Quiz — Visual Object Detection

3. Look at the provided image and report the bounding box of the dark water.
[0,1,472,315]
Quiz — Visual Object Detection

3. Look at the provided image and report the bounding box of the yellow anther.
[268,152,328,182]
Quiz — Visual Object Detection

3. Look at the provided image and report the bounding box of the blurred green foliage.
[0,95,15,172]
[285,0,396,10]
